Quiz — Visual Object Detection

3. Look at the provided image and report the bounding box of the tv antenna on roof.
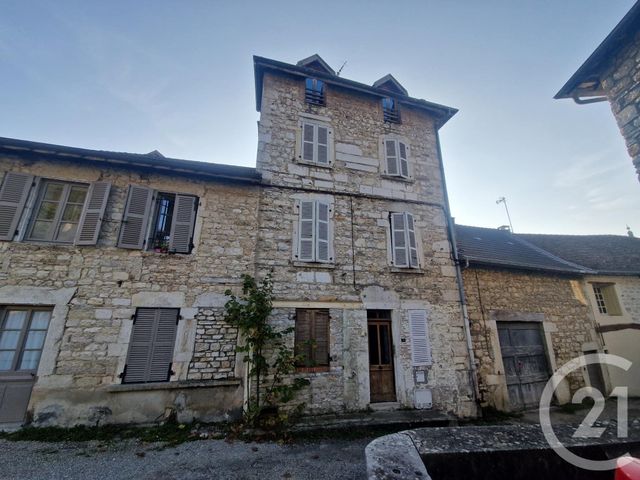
[496,196,514,233]
[336,60,347,76]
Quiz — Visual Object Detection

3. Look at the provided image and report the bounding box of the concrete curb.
[365,432,430,480]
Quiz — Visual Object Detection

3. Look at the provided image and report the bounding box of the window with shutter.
[0,172,34,241]
[592,284,622,316]
[305,78,325,105]
[75,182,111,245]
[382,97,401,123]
[295,309,330,371]
[122,308,179,384]
[409,310,432,366]
[297,199,332,263]
[390,212,420,268]
[383,139,409,179]
[118,185,153,249]
[299,121,332,166]
[168,195,197,254]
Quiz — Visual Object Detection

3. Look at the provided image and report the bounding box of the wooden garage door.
[497,322,550,410]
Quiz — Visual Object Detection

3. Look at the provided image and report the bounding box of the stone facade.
[187,308,238,381]
[463,267,600,411]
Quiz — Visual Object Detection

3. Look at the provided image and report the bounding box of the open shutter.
[302,123,315,162]
[602,286,622,315]
[148,309,179,382]
[385,140,398,175]
[316,201,330,262]
[406,213,419,268]
[298,200,315,261]
[123,308,156,383]
[409,310,432,366]
[118,185,153,249]
[75,181,111,246]
[390,212,408,267]
[169,195,197,254]
[295,309,312,365]
[399,142,409,178]
[0,172,33,241]
[313,310,330,366]
[316,126,329,165]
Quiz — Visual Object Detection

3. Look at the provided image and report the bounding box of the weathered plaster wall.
[601,30,640,181]
[463,267,600,410]
[0,155,259,425]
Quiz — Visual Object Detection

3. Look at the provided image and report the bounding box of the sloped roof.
[296,54,336,75]
[517,233,640,275]
[372,74,408,96]
[455,225,592,274]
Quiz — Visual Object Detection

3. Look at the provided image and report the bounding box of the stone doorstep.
[105,378,241,393]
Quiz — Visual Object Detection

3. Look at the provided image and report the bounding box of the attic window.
[382,97,400,123]
[305,78,325,105]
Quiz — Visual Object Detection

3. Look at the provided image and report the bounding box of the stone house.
[0,53,478,428]
[455,225,603,411]
[555,1,640,182]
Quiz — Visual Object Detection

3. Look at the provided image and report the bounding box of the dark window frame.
[0,306,52,375]
[305,78,325,106]
[295,308,330,372]
[382,97,401,123]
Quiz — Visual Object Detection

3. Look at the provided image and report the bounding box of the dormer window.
[382,97,400,123]
[305,78,325,105]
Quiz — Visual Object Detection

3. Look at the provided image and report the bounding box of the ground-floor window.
[294,309,330,372]
[0,307,52,373]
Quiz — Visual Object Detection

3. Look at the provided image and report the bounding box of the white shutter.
[406,213,419,268]
[0,172,34,241]
[302,123,315,162]
[75,181,111,245]
[409,310,432,366]
[118,185,153,249]
[390,212,408,267]
[169,195,197,254]
[316,126,329,165]
[399,142,409,178]
[385,140,398,175]
[298,200,315,261]
[316,201,330,262]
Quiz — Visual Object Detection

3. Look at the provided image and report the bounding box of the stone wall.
[188,308,238,381]
[602,30,640,181]
[463,266,600,410]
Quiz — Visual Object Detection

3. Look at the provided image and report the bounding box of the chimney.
[627,225,635,238]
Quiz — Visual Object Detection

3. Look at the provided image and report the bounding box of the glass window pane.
[44,183,64,201]
[380,325,391,365]
[19,350,41,370]
[61,204,83,222]
[30,220,52,240]
[67,186,88,204]
[24,331,46,349]
[36,201,59,220]
[0,330,20,349]
[368,325,380,365]
[31,311,51,329]
[0,351,14,370]
[55,222,78,243]
[4,311,28,329]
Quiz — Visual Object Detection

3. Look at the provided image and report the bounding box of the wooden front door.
[0,307,52,424]
[368,311,396,403]
[497,321,551,410]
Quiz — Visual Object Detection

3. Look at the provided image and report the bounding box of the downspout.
[435,130,481,409]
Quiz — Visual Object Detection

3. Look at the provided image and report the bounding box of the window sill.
[389,267,424,274]
[296,366,330,373]
[381,174,414,183]
[295,366,342,377]
[295,159,334,170]
[107,378,240,393]
[292,261,336,269]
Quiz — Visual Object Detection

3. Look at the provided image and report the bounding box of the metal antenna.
[336,61,347,76]
[496,197,514,233]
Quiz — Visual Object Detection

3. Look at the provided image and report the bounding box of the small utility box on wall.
[414,388,433,409]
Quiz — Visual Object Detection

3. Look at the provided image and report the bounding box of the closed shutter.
[295,309,329,367]
[312,310,330,366]
[118,185,153,249]
[298,200,315,261]
[123,308,178,383]
[169,194,197,254]
[317,126,329,165]
[399,142,409,178]
[385,140,398,175]
[409,310,432,366]
[295,309,312,364]
[390,212,408,267]
[0,172,34,241]
[316,201,330,262]
[75,181,111,245]
[406,213,419,267]
[302,123,315,162]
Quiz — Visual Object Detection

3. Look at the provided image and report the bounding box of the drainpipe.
[572,94,608,105]
[435,130,481,408]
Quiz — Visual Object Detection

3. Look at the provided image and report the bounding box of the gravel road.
[0,437,371,480]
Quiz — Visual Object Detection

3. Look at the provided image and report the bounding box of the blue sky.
[1,1,638,235]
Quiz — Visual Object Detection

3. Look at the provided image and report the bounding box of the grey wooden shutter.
[399,142,409,178]
[391,212,408,267]
[75,181,111,245]
[124,308,178,383]
[298,200,315,261]
[0,172,34,241]
[313,310,330,366]
[316,201,330,262]
[317,126,329,165]
[118,185,153,249]
[385,140,398,175]
[302,123,315,162]
[409,310,432,366]
[169,195,197,254]
[406,213,419,268]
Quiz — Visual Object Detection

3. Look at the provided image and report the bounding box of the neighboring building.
[520,233,640,397]
[555,1,640,182]
[455,225,602,411]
